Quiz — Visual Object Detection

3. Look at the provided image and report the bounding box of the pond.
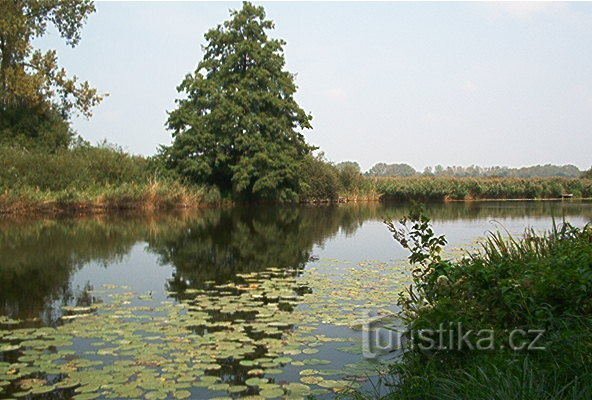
[1,201,591,399]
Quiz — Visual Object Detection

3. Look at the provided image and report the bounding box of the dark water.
[0,201,590,399]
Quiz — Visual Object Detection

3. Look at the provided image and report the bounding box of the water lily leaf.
[227,385,248,393]
[245,377,268,387]
[173,390,192,399]
[145,391,168,400]
[259,388,285,399]
[72,394,100,400]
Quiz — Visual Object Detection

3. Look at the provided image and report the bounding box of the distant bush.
[366,163,584,178]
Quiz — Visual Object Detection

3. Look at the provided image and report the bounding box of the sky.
[39,2,592,171]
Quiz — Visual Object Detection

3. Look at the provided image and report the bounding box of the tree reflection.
[0,201,590,324]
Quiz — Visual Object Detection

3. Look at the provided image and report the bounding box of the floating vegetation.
[0,259,411,399]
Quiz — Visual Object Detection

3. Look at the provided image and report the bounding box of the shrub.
[0,143,150,191]
[298,154,341,201]
[336,162,364,194]
[378,210,592,400]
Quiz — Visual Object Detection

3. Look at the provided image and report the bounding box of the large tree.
[164,2,313,201]
[0,0,102,148]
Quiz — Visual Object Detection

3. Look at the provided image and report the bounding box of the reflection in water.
[0,201,590,323]
[0,201,590,399]
[0,216,158,324]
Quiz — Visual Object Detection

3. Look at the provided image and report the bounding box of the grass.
[358,212,592,400]
[0,144,224,214]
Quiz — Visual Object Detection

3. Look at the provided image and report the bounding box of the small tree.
[0,0,102,148]
[164,2,314,201]
[336,161,362,192]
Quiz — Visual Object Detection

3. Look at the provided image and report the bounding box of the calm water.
[0,201,591,399]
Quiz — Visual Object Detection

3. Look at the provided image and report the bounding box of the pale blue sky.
[40,2,592,171]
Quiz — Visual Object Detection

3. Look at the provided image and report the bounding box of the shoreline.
[1,195,590,217]
[444,196,592,203]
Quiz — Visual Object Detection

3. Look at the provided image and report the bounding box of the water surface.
[0,201,590,399]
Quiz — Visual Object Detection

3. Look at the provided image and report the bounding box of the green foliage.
[336,161,364,193]
[0,0,102,117]
[583,167,592,179]
[0,143,219,213]
[375,176,592,201]
[379,212,592,400]
[0,0,102,149]
[0,142,150,191]
[298,153,340,201]
[0,106,73,151]
[367,163,584,178]
[367,162,417,177]
[163,2,313,201]
[386,206,447,283]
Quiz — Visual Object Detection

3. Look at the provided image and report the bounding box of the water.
[0,201,590,399]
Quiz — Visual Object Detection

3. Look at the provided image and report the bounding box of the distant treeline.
[361,162,585,178]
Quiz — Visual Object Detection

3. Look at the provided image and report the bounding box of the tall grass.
[0,144,222,214]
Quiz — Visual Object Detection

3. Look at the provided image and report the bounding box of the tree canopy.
[0,0,102,149]
[366,162,417,177]
[163,2,314,201]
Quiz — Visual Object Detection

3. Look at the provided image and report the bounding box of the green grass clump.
[369,212,592,400]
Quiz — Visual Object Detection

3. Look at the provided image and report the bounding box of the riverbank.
[370,213,592,400]
[2,144,591,215]
[0,181,225,215]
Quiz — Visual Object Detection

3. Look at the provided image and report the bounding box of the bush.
[378,211,592,399]
[0,106,74,151]
[298,154,341,201]
[0,143,150,191]
[0,143,220,213]
[336,161,364,194]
